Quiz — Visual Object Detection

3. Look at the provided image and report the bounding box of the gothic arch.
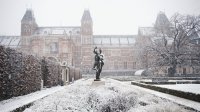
[47,56,59,62]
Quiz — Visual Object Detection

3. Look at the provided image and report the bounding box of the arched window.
[50,42,59,54]
[44,31,47,34]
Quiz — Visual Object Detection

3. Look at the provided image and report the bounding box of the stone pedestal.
[91,80,105,87]
[94,79,101,81]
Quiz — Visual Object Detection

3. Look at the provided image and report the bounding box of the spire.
[81,9,92,22]
[21,9,35,22]
[155,11,170,28]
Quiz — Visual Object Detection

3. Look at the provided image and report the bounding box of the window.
[133,62,136,69]
[164,69,167,73]
[114,61,118,70]
[44,31,47,34]
[124,62,127,69]
[50,42,59,54]
[183,68,186,74]
[178,68,181,73]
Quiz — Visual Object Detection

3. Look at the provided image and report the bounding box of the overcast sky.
[0,0,200,35]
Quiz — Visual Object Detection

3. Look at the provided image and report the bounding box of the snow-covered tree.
[147,13,200,76]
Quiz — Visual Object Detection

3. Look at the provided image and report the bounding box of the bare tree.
[147,13,200,76]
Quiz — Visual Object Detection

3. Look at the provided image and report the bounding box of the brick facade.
[19,9,137,73]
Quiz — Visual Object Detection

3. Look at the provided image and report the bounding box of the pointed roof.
[155,11,170,28]
[189,30,200,40]
[81,10,92,22]
[21,9,35,22]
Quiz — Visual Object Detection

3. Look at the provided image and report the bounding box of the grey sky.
[0,0,200,35]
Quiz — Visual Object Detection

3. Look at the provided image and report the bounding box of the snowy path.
[124,81,200,111]
[0,86,65,112]
[23,78,193,112]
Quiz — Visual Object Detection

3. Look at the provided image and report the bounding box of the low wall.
[101,70,135,76]
[82,70,135,76]
[143,77,200,80]
[131,81,200,102]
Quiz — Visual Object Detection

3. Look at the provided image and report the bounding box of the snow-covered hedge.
[0,46,62,101]
[131,81,200,102]
[0,46,41,101]
[41,58,62,88]
[68,68,81,82]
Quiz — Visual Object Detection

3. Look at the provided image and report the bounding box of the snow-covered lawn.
[155,84,200,94]
[24,78,192,112]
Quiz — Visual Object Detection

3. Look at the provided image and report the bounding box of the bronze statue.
[92,46,104,81]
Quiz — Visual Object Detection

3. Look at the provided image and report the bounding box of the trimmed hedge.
[140,80,200,85]
[0,45,82,101]
[0,46,41,100]
[74,68,81,80]
[41,58,62,87]
[131,81,200,102]
[140,81,176,84]
[0,46,62,101]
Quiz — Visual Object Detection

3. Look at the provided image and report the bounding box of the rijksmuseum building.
[1,9,198,75]
[0,9,137,74]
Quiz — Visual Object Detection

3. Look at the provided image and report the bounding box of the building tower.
[81,9,93,44]
[80,10,93,73]
[21,9,38,52]
[21,9,38,36]
[154,11,170,28]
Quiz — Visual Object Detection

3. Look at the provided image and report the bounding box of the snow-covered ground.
[155,84,200,94]
[0,86,65,112]
[24,78,193,112]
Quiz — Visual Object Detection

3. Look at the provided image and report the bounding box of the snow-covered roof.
[151,36,173,45]
[93,35,136,45]
[138,27,155,36]
[21,9,35,22]
[134,69,145,76]
[189,30,200,40]
[81,10,92,22]
[0,36,21,48]
[34,26,81,36]
[198,32,200,38]
[154,11,170,28]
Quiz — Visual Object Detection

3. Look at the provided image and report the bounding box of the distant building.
[0,9,137,74]
[1,10,199,75]
[137,11,200,76]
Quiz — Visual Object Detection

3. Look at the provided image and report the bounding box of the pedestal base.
[94,79,101,81]
[91,80,105,87]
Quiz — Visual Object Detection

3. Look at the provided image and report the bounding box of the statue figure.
[92,46,99,70]
[92,46,104,81]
